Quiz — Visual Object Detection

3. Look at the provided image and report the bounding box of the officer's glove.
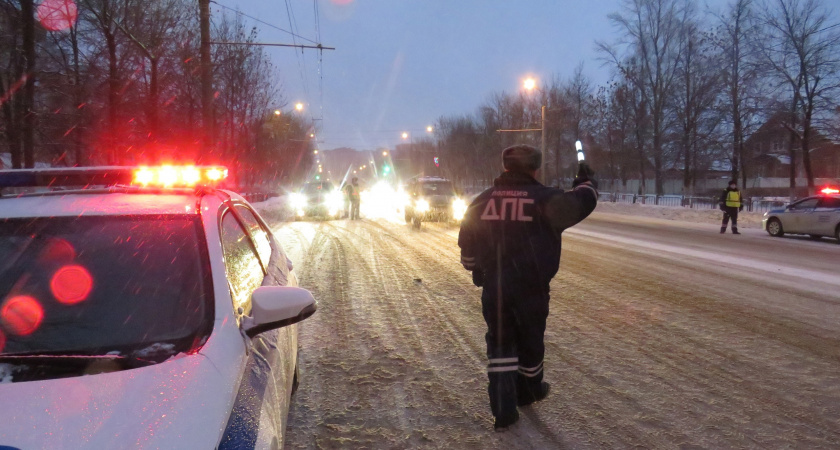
[719,203,725,211]
[573,162,599,190]
[739,205,744,212]
[472,269,484,287]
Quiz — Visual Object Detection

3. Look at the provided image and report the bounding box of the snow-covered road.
[271,212,840,449]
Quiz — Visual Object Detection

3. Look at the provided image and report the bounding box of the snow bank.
[594,201,767,228]
[250,194,294,224]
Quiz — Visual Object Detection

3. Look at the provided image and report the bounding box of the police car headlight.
[290,193,308,209]
[416,199,430,213]
[452,198,467,221]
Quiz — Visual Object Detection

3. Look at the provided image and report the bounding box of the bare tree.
[672,9,722,194]
[758,0,840,196]
[600,0,691,194]
[713,0,762,188]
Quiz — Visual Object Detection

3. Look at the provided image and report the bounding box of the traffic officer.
[719,180,743,234]
[458,144,598,431]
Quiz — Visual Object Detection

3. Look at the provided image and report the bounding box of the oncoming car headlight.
[416,199,430,213]
[452,198,468,221]
[327,190,344,212]
[289,193,307,210]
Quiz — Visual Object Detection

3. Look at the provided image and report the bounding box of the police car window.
[792,199,819,209]
[817,197,840,209]
[220,212,264,314]
[234,205,272,270]
[0,215,213,359]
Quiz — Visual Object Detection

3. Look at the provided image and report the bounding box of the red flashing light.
[51,265,93,305]
[1,295,44,336]
[0,329,5,352]
[820,187,839,195]
[133,165,227,187]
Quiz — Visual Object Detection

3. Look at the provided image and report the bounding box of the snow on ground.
[253,197,840,448]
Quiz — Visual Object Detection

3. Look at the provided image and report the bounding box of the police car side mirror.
[243,286,317,338]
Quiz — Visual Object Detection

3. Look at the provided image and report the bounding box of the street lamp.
[523,77,537,91]
[295,102,304,112]
[401,132,409,140]
[273,109,281,116]
[382,150,389,156]
[426,125,433,133]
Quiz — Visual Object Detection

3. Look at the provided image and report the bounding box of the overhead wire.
[209,0,318,45]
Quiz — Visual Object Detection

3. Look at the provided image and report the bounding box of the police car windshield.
[0,215,213,359]
[421,182,454,196]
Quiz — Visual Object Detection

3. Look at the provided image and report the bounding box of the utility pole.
[540,105,546,184]
[199,0,213,159]
[497,105,547,184]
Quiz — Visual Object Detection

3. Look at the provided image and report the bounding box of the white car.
[762,188,840,242]
[0,166,315,448]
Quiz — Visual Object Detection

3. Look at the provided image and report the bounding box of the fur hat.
[502,144,542,173]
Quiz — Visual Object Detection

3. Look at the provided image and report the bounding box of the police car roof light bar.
[0,166,228,190]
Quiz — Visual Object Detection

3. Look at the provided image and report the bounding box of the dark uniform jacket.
[458,172,598,287]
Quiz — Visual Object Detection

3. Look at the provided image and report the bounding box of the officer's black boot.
[517,381,551,407]
[732,227,740,235]
[493,410,519,431]
[720,226,726,234]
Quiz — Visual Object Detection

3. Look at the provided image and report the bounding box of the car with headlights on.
[762,187,840,242]
[0,166,316,449]
[289,180,344,220]
[404,177,468,228]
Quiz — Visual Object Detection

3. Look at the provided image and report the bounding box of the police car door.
[787,198,819,234]
[814,197,840,236]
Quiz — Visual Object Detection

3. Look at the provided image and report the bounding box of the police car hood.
[0,350,240,449]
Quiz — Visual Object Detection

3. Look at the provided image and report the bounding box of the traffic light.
[315,175,321,180]
[383,165,391,174]
[434,156,439,167]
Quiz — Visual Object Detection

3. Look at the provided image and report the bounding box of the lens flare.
[38,238,76,263]
[51,265,93,305]
[2,295,44,336]
[37,0,78,32]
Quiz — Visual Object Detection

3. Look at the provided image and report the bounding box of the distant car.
[404,177,467,228]
[289,181,344,220]
[762,188,840,242]
[0,166,316,448]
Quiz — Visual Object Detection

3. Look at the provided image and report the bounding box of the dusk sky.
[215,0,835,151]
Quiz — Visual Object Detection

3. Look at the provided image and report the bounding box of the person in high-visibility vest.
[719,180,743,234]
[344,177,361,220]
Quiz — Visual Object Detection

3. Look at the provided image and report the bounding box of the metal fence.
[598,192,787,213]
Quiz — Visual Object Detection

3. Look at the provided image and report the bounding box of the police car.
[0,166,316,448]
[762,187,840,242]
[403,177,468,228]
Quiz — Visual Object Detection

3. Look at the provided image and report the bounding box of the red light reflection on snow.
[51,265,93,305]
[1,295,44,335]
[37,0,78,31]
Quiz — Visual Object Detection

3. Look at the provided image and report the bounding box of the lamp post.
[524,78,546,184]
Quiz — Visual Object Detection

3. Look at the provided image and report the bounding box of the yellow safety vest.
[725,190,741,208]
